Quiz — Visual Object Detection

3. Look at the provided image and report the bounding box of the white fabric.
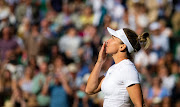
[151,34,169,52]
[162,75,176,95]
[21,81,33,93]
[58,35,81,58]
[134,49,158,67]
[107,27,134,53]
[101,59,140,107]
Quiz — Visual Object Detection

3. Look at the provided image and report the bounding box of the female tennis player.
[85,27,150,107]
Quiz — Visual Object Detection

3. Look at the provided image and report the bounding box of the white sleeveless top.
[101,59,140,107]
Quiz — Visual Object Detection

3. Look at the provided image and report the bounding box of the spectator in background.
[170,61,180,82]
[73,82,89,107]
[7,86,26,107]
[42,71,72,107]
[48,45,61,63]
[78,36,93,64]
[159,19,173,37]
[51,55,69,78]
[40,18,53,39]
[31,61,50,106]
[0,0,11,31]
[15,0,39,24]
[17,17,31,39]
[76,61,90,87]
[28,56,39,75]
[171,78,180,107]
[58,27,81,62]
[147,76,170,107]
[67,63,78,90]
[50,0,63,12]
[134,47,158,69]
[118,8,136,30]
[18,66,34,103]
[172,11,180,35]
[108,0,125,23]
[0,0,10,14]
[24,23,48,58]
[0,69,12,106]
[53,3,78,33]
[33,0,51,20]
[134,3,149,29]
[0,26,18,61]
[145,0,161,23]
[157,65,176,95]
[80,5,94,27]
[149,22,169,58]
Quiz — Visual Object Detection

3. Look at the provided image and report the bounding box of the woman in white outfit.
[85,27,150,107]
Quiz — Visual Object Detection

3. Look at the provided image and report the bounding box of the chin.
[106,50,112,55]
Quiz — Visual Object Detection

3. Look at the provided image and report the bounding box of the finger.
[100,42,106,52]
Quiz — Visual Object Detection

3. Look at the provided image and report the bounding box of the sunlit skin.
[86,34,144,107]
[105,35,127,64]
[106,36,121,54]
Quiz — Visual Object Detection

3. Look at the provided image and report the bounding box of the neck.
[112,52,128,64]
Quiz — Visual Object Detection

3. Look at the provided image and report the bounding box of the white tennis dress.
[101,59,140,107]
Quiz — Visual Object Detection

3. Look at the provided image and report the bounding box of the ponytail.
[138,32,151,50]
[123,28,151,53]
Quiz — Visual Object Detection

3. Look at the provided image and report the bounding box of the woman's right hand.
[97,42,107,64]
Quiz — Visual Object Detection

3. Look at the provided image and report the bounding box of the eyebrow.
[112,35,118,39]
[112,35,115,38]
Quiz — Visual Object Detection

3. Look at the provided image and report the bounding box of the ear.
[119,44,127,52]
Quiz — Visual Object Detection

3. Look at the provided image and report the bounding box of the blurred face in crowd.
[152,77,162,87]
[2,27,11,40]
[25,67,33,79]
[84,6,92,16]
[54,57,64,68]
[31,25,39,33]
[123,11,129,24]
[4,70,11,80]
[0,0,4,6]
[151,29,160,36]
[39,62,48,74]
[29,56,36,66]
[104,15,111,23]
[89,26,97,37]
[171,62,179,74]
[158,66,168,78]
[62,3,70,14]
[51,45,59,55]
[25,0,32,5]
[67,28,76,37]
[41,19,49,28]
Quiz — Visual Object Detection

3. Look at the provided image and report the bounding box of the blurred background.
[0,0,180,107]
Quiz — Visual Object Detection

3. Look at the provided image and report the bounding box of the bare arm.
[126,84,144,107]
[85,42,107,95]
[85,62,105,95]
[58,72,73,95]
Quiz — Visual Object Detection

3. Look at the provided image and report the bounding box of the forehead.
[112,35,122,43]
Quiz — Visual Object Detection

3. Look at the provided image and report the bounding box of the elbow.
[134,102,143,107]
[85,87,94,95]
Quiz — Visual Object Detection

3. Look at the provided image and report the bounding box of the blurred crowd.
[0,0,180,107]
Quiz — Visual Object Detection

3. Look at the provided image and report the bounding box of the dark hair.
[123,28,150,52]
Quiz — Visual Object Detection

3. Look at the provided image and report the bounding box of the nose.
[106,39,111,44]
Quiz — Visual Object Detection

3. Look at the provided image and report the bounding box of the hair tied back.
[138,32,151,50]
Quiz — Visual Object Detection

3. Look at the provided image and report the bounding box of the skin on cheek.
[106,37,121,54]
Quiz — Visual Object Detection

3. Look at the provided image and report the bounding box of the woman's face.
[25,67,32,77]
[106,36,122,54]
[152,77,161,87]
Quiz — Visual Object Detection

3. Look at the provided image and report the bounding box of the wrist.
[97,60,104,64]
